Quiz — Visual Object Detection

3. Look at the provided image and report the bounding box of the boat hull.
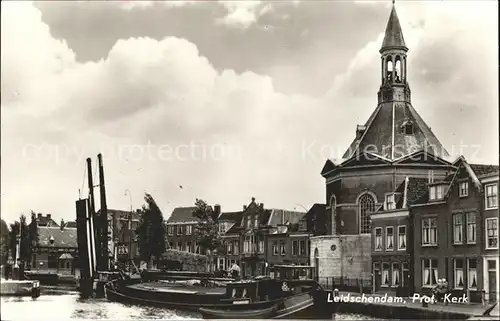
[197,292,337,319]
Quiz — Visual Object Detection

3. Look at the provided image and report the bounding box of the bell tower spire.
[378,1,410,104]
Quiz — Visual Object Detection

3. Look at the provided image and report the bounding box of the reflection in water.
[1,288,379,320]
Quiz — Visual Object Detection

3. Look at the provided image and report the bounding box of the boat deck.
[128,281,226,295]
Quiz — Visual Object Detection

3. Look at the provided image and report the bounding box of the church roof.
[381,3,407,52]
[343,101,450,160]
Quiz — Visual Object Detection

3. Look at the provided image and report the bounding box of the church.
[309,2,456,285]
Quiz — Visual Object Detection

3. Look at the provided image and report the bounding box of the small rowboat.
[199,304,278,319]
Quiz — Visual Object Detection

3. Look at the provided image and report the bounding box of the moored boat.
[197,265,337,319]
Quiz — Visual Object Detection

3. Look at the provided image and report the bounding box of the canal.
[1,287,381,320]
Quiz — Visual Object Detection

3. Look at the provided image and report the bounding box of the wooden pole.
[98,154,109,271]
[86,158,98,275]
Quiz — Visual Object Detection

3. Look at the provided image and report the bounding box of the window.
[486,218,498,249]
[422,217,437,246]
[299,220,307,231]
[429,185,444,201]
[246,216,252,229]
[485,184,498,209]
[280,242,286,255]
[386,194,396,210]
[392,263,400,287]
[422,259,438,287]
[382,263,390,287]
[187,242,192,253]
[258,239,264,253]
[374,228,382,251]
[195,242,200,254]
[398,226,406,250]
[233,241,239,255]
[272,241,278,255]
[429,186,436,200]
[468,259,477,289]
[227,242,232,255]
[176,225,183,235]
[459,181,469,197]
[177,241,182,250]
[299,240,307,256]
[186,225,192,235]
[292,240,298,256]
[254,214,259,229]
[386,226,394,251]
[167,225,174,235]
[466,213,476,244]
[453,214,463,244]
[454,259,464,289]
[219,223,226,233]
[359,193,376,234]
[169,241,173,249]
[244,236,251,253]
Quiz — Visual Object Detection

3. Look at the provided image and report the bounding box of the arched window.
[358,193,376,234]
[395,59,401,82]
[330,195,337,235]
[314,248,319,259]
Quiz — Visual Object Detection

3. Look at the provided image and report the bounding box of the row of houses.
[368,157,498,302]
[165,198,313,277]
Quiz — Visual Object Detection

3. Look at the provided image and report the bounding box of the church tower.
[342,1,449,160]
[378,2,410,104]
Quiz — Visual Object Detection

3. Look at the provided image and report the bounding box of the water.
[1,287,380,320]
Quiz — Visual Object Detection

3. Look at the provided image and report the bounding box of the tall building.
[310,2,455,283]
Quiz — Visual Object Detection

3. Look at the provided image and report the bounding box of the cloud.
[1,1,497,224]
[118,0,194,11]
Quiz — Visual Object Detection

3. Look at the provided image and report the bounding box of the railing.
[317,276,373,294]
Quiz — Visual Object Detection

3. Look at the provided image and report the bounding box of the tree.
[0,219,9,265]
[8,215,31,264]
[136,193,166,268]
[192,199,223,271]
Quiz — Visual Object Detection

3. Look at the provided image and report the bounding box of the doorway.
[488,260,497,302]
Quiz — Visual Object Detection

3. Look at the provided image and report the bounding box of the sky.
[1,0,498,224]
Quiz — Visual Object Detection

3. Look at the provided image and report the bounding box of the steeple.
[380,1,407,52]
[378,0,410,103]
[341,1,450,161]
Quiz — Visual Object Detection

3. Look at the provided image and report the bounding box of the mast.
[98,153,109,270]
[86,158,97,276]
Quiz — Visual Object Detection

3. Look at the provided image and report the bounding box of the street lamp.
[294,203,309,212]
[124,189,133,270]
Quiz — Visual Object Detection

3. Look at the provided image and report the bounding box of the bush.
[161,250,208,272]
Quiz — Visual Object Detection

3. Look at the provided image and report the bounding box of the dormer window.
[459,181,469,198]
[385,194,396,210]
[429,185,444,201]
[401,120,414,135]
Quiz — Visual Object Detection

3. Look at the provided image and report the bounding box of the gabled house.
[165,205,221,255]
[371,176,428,295]
[267,211,309,273]
[31,225,77,275]
[411,156,499,302]
[216,210,243,271]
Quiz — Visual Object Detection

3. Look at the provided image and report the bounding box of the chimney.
[251,197,256,203]
[60,219,65,230]
[37,213,42,219]
[214,204,221,215]
[47,214,51,219]
[259,203,264,209]
[356,125,366,139]
[243,205,247,211]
